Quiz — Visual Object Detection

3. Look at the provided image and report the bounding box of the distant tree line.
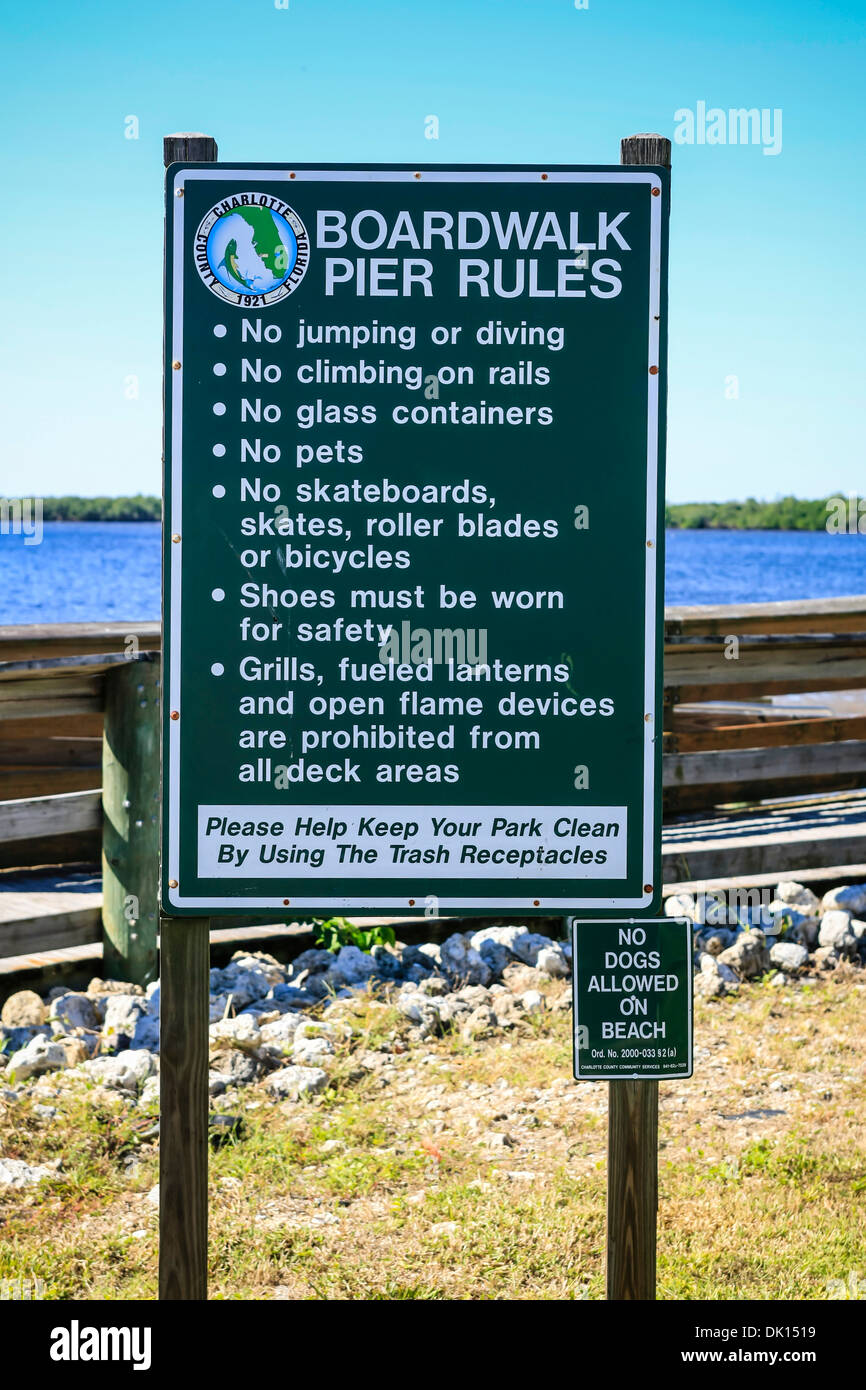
[32,494,847,529]
[665,496,840,531]
[39,495,161,521]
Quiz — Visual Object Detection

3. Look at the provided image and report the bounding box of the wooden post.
[606,1080,659,1299]
[604,133,672,1303]
[158,131,218,1302]
[158,915,210,1300]
[101,656,160,985]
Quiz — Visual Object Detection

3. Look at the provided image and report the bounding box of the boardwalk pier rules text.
[162,164,669,914]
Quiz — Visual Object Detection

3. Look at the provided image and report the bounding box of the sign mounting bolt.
[649,365,659,375]
[644,883,653,893]
[168,879,178,888]
[171,534,181,543]
[170,710,180,721]
[651,187,660,197]
[175,188,184,198]
[172,360,182,371]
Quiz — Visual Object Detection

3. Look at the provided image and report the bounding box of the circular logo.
[194,193,309,306]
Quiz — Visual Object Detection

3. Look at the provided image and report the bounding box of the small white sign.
[197,803,628,879]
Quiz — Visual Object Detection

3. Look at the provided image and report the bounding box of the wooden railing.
[663,597,866,812]
[2,600,866,976]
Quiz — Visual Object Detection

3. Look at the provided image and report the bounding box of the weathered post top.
[164,132,218,167]
[621,133,672,169]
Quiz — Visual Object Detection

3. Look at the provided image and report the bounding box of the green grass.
[1,974,864,1300]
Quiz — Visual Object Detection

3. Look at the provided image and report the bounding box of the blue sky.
[1,0,863,503]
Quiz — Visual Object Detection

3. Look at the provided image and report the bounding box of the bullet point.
[212,402,226,416]
[212,444,226,457]
[212,588,225,602]
[212,485,226,498]
[211,662,225,676]
[213,324,227,337]
[213,362,227,376]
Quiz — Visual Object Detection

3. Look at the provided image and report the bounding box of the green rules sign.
[161,163,669,916]
[572,918,693,1079]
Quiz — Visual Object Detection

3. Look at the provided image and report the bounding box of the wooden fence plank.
[0,715,104,741]
[0,738,102,767]
[0,623,161,662]
[0,791,102,844]
[664,714,866,754]
[0,907,101,957]
[0,768,103,800]
[664,739,866,788]
[665,595,866,636]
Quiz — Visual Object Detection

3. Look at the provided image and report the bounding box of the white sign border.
[165,167,663,913]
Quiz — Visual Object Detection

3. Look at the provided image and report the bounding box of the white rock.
[49,992,100,1032]
[329,945,377,987]
[130,1014,160,1052]
[209,964,271,1009]
[140,1076,160,1106]
[770,941,810,973]
[699,953,720,976]
[227,951,286,986]
[535,946,570,978]
[820,884,866,917]
[397,991,439,1025]
[102,994,149,1043]
[819,911,858,949]
[7,1035,68,1082]
[770,910,820,949]
[510,932,556,968]
[294,1020,336,1041]
[718,930,770,979]
[145,982,160,1013]
[665,893,696,920]
[265,1065,328,1099]
[521,990,545,1014]
[260,1014,303,1047]
[79,1050,157,1092]
[210,1014,262,1049]
[774,881,820,912]
[146,1183,159,1206]
[292,1035,335,1065]
[0,1157,52,1189]
[440,933,492,986]
[769,971,788,988]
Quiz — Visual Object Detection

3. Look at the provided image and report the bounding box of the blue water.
[1,523,866,623]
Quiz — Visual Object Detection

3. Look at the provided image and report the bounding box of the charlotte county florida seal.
[194,191,310,306]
